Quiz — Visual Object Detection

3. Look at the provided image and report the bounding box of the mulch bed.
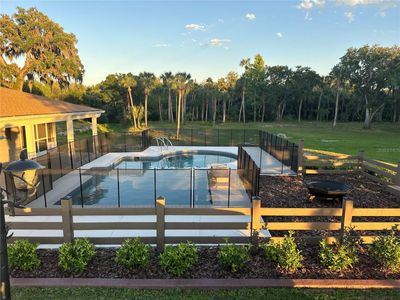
[11,245,400,280]
[10,173,400,281]
[259,173,400,209]
[258,173,400,236]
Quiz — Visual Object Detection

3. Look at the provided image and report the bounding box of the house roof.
[0,87,103,118]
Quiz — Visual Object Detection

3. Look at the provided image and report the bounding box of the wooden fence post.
[297,139,304,176]
[394,162,400,186]
[251,196,262,244]
[61,196,74,243]
[340,199,353,243]
[156,196,165,252]
[358,150,365,172]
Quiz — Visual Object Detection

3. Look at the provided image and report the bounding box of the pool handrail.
[154,137,173,151]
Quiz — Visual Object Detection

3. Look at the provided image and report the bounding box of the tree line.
[1,7,399,136]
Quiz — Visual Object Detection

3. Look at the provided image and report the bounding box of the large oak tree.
[0,7,84,91]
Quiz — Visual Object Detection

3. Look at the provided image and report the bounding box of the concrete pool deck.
[243,146,296,175]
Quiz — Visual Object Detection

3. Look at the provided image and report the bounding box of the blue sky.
[2,0,399,85]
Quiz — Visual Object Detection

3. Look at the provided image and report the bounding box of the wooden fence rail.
[301,148,400,191]
[7,196,400,249]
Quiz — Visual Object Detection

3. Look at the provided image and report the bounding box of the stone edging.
[11,278,400,289]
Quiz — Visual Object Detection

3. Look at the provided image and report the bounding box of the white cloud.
[208,38,231,46]
[297,0,396,21]
[344,11,355,22]
[218,18,224,23]
[299,0,313,9]
[297,0,326,10]
[297,0,325,20]
[276,32,283,38]
[185,24,205,31]
[334,0,397,12]
[334,0,396,7]
[245,13,256,20]
[152,43,170,48]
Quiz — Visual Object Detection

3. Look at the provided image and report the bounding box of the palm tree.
[207,78,217,126]
[139,72,157,127]
[239,58,251,123]
[225,71,238,122]
[330,64,343,128]
[217,77,228,123]
[121,73,138,130]
[183,75,193,125]
[152,80,164,121]
[174,73,188,139]
[161,72,175,122]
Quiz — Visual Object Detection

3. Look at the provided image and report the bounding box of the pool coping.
[10,277,400,289]
[84,146,240,170]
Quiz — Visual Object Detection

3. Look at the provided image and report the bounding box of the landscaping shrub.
[159,242,198,276]
[116,237,152,268]
[217,243,250,273]
[8,240,40,271]
[370,226,400,272]
[319,230,360,272]
[59,238,95,273]
[261,231,303,272]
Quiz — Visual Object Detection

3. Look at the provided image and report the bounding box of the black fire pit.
[306,180,350,202]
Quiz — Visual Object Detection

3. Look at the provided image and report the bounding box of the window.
[34,123,56,153]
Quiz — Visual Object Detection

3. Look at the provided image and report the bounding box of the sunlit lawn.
[65,120,400,163]
[145,121,400,163]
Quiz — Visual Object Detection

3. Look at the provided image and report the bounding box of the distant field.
[69,121,400,163]
[145,121,400,163]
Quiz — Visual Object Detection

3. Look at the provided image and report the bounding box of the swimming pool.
[64,152,249,207]
[115,153,236,169]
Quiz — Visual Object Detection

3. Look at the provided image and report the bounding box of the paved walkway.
[243,147,296,175]
[11,277,400,289]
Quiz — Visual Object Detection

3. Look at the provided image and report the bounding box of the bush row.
[8,228,400,276]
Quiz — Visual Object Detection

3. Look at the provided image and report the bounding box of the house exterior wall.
[0,111,102,163]
[0,126,24,162]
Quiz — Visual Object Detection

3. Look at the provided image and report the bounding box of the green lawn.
[11,287,400,300]
[68,120,400,163]
[146,121,400,163]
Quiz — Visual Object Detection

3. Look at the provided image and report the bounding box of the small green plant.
[370,226,400,272]
[116,237,152,268]
[59,238,95,273]
[159,242,198,276]
[8,240,40,271]
[261,231,303,272]
[319,229,360,272]
[217,243,250,273]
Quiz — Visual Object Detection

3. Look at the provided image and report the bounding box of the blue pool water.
[115,153,236,169]
[66,153,240,207]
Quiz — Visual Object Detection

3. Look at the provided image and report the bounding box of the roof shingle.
[0,87,103,118]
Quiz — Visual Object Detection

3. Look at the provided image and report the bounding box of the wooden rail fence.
[300,148,400,193]
[7,197,400,250]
